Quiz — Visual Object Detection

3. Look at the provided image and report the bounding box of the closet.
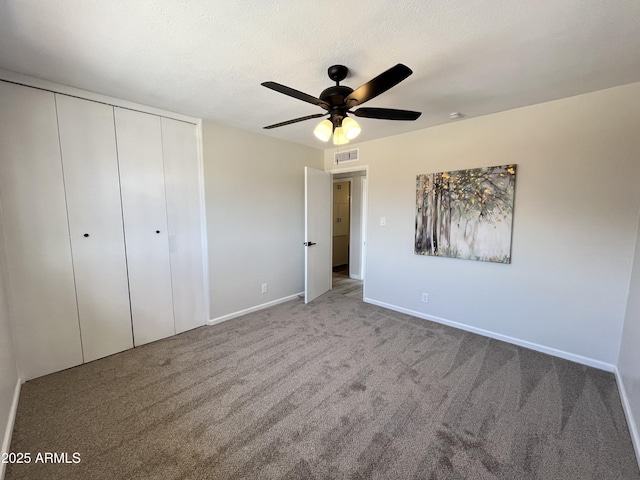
[56,95,133,362]
[115,107,176,346]
[0,80,207,380]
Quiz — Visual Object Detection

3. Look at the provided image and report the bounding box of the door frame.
[332,176,353,274]
[328,165,368,299]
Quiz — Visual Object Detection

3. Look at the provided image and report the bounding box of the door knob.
[303,241,316,246]
[83,233,90,238]
[156,230,160,234]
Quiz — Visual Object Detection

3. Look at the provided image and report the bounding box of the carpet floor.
[6,291,640,479]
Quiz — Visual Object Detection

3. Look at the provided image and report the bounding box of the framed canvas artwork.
[415,164,517,263]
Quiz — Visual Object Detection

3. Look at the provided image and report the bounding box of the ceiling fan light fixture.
[313,119,332,142]
[332,127,349,145]
[342,117,361,140]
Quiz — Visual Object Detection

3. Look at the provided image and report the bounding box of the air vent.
[334,148,359,165]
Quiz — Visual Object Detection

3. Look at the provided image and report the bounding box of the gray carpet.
[6,291,640,479]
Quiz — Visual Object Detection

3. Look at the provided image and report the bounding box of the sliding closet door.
[56,95,133,362]
[0,81,83,379]
[161,118,207,333]
[114,107,175,346]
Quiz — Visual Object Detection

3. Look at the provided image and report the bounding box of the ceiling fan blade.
[263,113,326,129]
[345,64,413,107]
[353,107,422,121]
[261,82,330,110]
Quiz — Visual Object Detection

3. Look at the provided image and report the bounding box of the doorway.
[330,168,367,299]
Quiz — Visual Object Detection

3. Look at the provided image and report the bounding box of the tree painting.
[415,164,516,263]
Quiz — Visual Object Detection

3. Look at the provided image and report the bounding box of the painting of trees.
[415,164,516,263]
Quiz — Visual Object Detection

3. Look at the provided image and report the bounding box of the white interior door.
[304,167,332,303]
[56,95,133,362]
[115,107,175,346]
[161,117,207,333]
[0,82,83,379]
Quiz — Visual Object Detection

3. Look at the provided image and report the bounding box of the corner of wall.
[0,377,21,480]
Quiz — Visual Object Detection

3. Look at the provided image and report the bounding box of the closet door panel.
[161,118,207,333]
[0,82,83,379]
[114,107,175,346]
[56,95,133,362]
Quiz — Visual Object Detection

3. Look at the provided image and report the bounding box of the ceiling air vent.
[334,148,359,165]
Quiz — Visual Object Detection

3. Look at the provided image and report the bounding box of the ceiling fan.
[261,64,421,145]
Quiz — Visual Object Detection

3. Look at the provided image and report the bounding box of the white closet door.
[56,95,133,362]
[161,118,207,333]
[114,107,175,346]
[0,81,83,379]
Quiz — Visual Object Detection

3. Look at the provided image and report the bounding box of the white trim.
[327,165,367,175]
[614,367,640,471]
[195,120,210,328]
[207,293,303,326]
[1,377,21,480]
[349,274,362,280]
[327,165,368,300]
[360,177,368,288]
[363,296,616,372]
[0,69,198,124]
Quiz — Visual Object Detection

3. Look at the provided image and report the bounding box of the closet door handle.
[155,230,161,234]
[83,233,90,238]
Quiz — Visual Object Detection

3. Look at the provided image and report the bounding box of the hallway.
[331,265,363,298]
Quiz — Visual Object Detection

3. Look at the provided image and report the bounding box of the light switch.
[380,217,386,226]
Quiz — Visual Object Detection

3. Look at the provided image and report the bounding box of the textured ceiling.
[1,1,640,149]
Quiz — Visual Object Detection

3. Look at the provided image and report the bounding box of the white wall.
[349,175,364,279]
[203,121,323,320]
[618,210,640,460]
[0,221,19,470]
[324,82,640,367]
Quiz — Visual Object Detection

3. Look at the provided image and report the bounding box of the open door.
[304,167,331,303]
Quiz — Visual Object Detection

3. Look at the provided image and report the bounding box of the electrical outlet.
[421,293,429,303]
[261,283,268,293]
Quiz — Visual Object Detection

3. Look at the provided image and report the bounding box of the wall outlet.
[261,283,268,293]
[421,293,429,303]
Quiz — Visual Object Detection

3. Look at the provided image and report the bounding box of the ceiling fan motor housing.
[320,85,353,128]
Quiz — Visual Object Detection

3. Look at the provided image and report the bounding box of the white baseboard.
[349,273,362,280]
[207,293,304,326]
[363,297,615,372]
[1,377,21,480]
[614,367,640,471]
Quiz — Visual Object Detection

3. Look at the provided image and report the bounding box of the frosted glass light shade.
[342,117,361,140]
[332,127,349,145]
[313,119,332,142]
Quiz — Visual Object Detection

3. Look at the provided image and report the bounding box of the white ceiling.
[1,1,639,150]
